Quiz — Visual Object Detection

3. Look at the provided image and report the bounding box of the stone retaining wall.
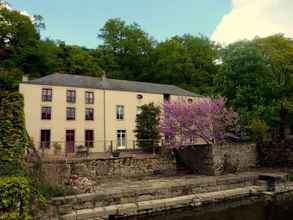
[41,155,176,186]
[177,143,257,175]
[258,139,293,167]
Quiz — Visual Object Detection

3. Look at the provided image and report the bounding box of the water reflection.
[127,197,293,220]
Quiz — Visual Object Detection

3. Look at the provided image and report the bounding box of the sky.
[9,0,293,48]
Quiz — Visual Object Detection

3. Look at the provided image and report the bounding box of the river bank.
[35,169,293,220]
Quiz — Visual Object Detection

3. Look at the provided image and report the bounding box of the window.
[41,107,51,120]
[136,106,142,115]
[85,91,94,104]
[188,98,193,103]
[85,108,94,120]
[42,88,52,102]
[85,130,94,148]
[40,129,51,148]
[67,90,76,103]
[66,107,75,120]
[117,130,126,148]
[116,105,124,120]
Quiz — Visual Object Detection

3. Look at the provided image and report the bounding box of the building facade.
[19,73,200,155]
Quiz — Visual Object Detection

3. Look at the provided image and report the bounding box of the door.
[66,130,75,154]
[117,130,127,149]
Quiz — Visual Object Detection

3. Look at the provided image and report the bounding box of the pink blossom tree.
[160,97,239,148]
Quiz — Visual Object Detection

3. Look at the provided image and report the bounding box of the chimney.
[22,75,29,82]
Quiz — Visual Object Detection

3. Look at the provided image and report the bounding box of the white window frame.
[116,105,124,120]
[117,130,126,149]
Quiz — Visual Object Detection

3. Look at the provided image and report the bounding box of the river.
[126,196,293,220]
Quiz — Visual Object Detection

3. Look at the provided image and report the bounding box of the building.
[19,73,200,155]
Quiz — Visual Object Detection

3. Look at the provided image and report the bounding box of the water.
[126,196,293,220]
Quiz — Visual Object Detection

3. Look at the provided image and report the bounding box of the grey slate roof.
[23,73,200,97]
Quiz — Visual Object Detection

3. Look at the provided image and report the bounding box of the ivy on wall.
[0,92,32,219]
[0,92,29,164]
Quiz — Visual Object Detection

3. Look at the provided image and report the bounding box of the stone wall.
[258,139,293,167]
[177,143,257,175]
[41,155,176,186]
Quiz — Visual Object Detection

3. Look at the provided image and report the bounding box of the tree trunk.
[280,104,290,140]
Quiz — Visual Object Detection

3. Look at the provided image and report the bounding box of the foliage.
[134,103,161,152]
[153,35,219,95]
[53,142,62,155]
[0,68,23,91]
[0,176,31,220]
[248,118,270,143]
[0,92,29,175]
[0,92,43,219]
[216,35,293,140]
[0,6,39,69]
[98,18,155,80]
[255,35,293,139]
[38,183,76,199]
[160,97,239,148]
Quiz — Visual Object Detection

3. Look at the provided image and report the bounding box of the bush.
[248,118,270,142]
[38,183,76,199]
[134,103,161,152]
[0,177,31,220]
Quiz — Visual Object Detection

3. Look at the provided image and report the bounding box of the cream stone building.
[19,73,200,155]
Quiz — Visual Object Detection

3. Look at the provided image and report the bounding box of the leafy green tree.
[255,35,293,139]
[98,18,155,80]
[134,103,161,152]
[153,35,219,94]
[216,36,293,140]
[18,40,64,77]
[215,41,276,131]
[61,45,103,76]
[0,7,39,67]
[0,68,23,91]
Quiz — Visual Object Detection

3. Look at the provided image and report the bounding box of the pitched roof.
[23,73,200,97]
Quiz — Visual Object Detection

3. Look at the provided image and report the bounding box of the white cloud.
[19,10,35,22]
[0,3,34,22]
[211,0,293,44]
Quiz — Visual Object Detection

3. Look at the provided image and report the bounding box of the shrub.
[248,118,270,143]
[134,103,161,152]
[0,177,31,220]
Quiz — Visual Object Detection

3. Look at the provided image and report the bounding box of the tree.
[98,18,155,80]
[134,103,161,152]
[160,97,239,148]
[255,35,293,139]
[216,36,293,140]
[61,45,103,76]
[215,40,277,135]
[153,35,219,95]
[0,68,23,91]
[0,7,39,63]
